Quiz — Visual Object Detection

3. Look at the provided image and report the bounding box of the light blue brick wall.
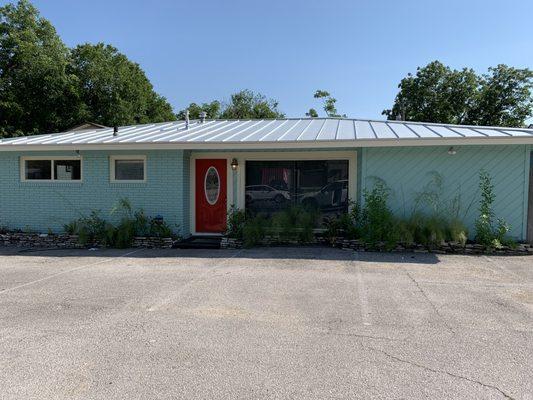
[360,145,531,240]
[0,145,530,240]
[0,150,190,235]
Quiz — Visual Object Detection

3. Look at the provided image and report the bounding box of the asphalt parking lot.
[0,247,532,400]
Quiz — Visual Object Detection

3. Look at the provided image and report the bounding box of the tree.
[0,1,176,138]
[220,90,284,119]
[69,43,175,127]
[176,101,221,120]
[470,65,533,127]
[0,0,81,137]
[383,61,533,127]
[307,89,346,118]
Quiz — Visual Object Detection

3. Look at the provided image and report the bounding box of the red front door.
[195,159,227,233]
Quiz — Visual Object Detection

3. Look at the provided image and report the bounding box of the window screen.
[114,159,145,181]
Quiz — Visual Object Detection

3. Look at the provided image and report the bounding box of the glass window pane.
[115,159,144,180]
[25,160,51,180]
[297,160,348,221]
[245,161,294,217]
[54,160,81,180]
[204,167,220,205]
[245,159,349,224]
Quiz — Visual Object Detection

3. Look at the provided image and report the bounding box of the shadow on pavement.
[0,246,441,264]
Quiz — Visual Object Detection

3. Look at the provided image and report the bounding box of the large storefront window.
[245,160,349,223]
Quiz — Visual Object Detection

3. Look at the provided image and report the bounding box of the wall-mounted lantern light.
[447,146,457,155]
[231,158,239,171]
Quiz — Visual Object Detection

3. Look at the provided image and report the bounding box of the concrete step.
[173,236,222,249]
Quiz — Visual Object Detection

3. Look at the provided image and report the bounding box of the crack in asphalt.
[326,330,399,342]
[401,267,456,334]
[365,345,515,400]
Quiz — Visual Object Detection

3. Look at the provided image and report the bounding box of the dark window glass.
[54,160,81,180]
[115,160,144,181]
[245,160,349,224]
[25,160,51,180]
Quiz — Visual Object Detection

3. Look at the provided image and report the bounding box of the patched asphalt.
[0,247,532,399]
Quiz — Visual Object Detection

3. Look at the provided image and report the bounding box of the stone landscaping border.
[221,235,533,255]
[2,231,530,254]
[0,232,174,249]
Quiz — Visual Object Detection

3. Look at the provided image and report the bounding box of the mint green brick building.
[0,118,531,241]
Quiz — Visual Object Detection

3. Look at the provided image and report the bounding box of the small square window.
[112,157,146,182]
[54,160,81,180]
[25,160,52,180]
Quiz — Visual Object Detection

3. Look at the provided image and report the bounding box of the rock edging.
[221,235,533,255]
[0,232,174,249]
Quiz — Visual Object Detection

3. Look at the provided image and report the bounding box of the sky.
[3,0,533,120]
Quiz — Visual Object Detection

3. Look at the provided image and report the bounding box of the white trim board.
[189,150,357,235]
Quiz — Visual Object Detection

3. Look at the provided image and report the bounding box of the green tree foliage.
[0,0,80,137]
[384,61,533,127]
[307,89,346,118]
[471,65,533,127]
[178,90,284,120]
[69,43,175,127]
[176,101,221,119]
[220,89,284,119]
[0,0,175,137]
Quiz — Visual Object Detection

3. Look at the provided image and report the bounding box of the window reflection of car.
[245,185,290,204]
[300,180,348,210]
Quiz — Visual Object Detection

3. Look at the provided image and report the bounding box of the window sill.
[110,180,147,184]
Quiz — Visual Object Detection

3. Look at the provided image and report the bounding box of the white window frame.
[110,155,147,183]
[20,156,83,183]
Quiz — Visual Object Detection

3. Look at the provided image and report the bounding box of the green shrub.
[63,210,111,246]
[271,206,317,243]
[475,170,515,249]
[394,218,414,245]
[149,218,175,238]
[360,180,397,246]
[446,218,468,246]
[226,205,246,239]
[323,203,362,244]
[63,197,177,247]
[421,215,447,247]
[243,215,268,248]
[132,209,150,236]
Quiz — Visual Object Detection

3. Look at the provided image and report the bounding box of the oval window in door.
[204,166,220,205]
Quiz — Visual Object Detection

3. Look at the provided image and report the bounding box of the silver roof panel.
[1,118,532,148]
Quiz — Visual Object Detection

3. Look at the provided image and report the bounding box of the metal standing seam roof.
[1,118,532,148]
